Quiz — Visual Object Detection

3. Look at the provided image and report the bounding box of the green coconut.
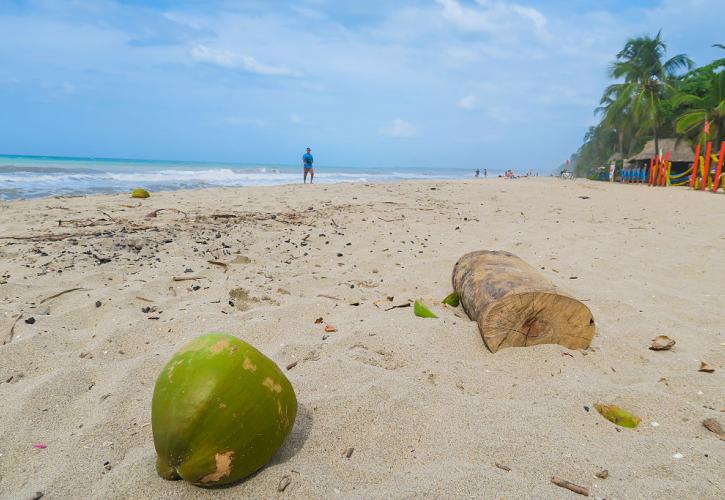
[151,333,297,487]
[131,188,150,198]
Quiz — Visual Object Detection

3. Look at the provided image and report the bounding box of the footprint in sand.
[347,344,405,371]
[228,287,277,311]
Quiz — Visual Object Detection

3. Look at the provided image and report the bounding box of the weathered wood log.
[452,250,595,352]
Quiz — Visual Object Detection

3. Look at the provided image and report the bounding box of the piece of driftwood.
[452,250,595,353]
[551,476,589,496]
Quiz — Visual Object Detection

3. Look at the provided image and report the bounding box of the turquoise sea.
[0,155,491,200]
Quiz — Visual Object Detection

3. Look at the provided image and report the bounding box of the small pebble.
[336,253,343,257]
[32,492,44,500]
[95,300,102,308]
[25,317,36,325]
[192,285,200,291]
[184,268,193,273]
[650,421,660,427]
[672,453,684,459]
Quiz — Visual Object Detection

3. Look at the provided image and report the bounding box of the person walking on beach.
[475,169,480,178]
[302,147,314,184]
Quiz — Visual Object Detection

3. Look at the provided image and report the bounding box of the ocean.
[0,155,488,201]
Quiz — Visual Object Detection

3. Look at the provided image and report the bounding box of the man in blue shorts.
[302,147,314,184]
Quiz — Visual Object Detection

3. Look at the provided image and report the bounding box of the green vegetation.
[568,35,725,178]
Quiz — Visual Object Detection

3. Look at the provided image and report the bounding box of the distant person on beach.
[475,169,480,178]
[484,168,487,177]
[302,147,314,184]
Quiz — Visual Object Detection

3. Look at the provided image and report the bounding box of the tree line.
[567,33,724,178]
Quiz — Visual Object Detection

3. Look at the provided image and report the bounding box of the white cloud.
[437,0,548,37]
[380,119,418,138]
[189,44,295,76]
[457,95,478,110]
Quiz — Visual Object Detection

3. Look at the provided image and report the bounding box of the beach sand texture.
[0,178,723,498]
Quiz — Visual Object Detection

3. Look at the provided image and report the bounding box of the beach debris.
[31,492,44,499]
[24,317,36,325]
[136,296,155,303]
[698,361,715,373]
[551,476,589,496]
[95,300,102,308]
[595,403,641,428]
[207,260,229,273]
[385,302,411,311]
[103,461,112,471]
[314,317,323,324]
[32,444,47,449]
[131,188,150,199]
[373,297,394,307]
[324,324,337,333]
[672,453,684,459]
[2,313,23,346]
[578,196,590,200]
[596,470,609,479]
[702,418,725,440]
[152,334,297,486]
[414,300,438,319]
[650,421,660,427]
[145,208,187,218]
[441,291,460,307]
[39,287,88,304]
[286,361,298,371]
[277,288,291,295]
[452,250,594,352]
[494,463,511,472]
[172,276,205,282]
[345,447,354,459]
[317,294,341,301]
[278,475,291,492]
[649,335,675,351]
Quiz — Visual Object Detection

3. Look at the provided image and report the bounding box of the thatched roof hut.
[626,138,695,163]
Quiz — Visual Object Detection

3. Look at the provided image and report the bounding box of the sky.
[0,0,723,170]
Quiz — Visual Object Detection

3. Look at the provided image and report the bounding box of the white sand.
[0,178,723,498]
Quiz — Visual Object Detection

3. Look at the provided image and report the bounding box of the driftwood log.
[452,250,595,353]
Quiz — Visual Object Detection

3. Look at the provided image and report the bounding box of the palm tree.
[597,84,634,163]
[674,70,725,146]
[607,32,693,156]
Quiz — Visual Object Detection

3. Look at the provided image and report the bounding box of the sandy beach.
[0,178,723,499]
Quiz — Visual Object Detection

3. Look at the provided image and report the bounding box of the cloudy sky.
[0,0,722,169]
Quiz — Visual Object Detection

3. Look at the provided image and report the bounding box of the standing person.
[484,168,487,177]
[302,147,314,184]
[475,169,480,178]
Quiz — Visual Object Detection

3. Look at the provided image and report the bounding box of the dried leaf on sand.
[649,335,675,351]
[702,419,725,440]
[698,361,714,373]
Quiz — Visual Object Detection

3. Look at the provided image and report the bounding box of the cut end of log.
[480,291,595,353]
[453,250,595,353]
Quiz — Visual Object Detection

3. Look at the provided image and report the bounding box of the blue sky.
[0,0,723,170]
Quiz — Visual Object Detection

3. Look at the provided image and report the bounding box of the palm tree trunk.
[653,130,659,161]
[618,129,624,164]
